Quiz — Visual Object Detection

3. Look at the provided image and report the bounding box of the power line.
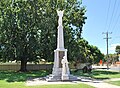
[102,32,112,69]
[104,0,111,31]
[111,13,120,32]
[108,0,117,31]
[109,14,120,45]
[105,0,120,46]
[110,0,120,32]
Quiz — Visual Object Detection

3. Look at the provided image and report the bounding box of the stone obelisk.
[52,10,70,80]
[46,10,77,81]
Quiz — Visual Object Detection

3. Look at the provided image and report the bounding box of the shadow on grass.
[0,69,119,83]
[92,70,119,75]
[71,69,120,80]
[0,70,50,82]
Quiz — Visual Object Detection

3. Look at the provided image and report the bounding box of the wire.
[110,0,120,32]
[107,0,117,31]
[104,0,111,31]
[107,0,120,45]
[111,14,120,32]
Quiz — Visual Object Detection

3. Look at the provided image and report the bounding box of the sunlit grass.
[0,81,94,88]
[27,84,95,88]
[0,70,94,88]
[107,81,120,86]
[0,69,120,88]
[72,69,120,79]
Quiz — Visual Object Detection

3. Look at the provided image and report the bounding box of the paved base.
[26,77,80,86]
[26,80,80,86]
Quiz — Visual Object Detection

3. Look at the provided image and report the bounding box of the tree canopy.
[70,38,104,64]
[0,0,103,71]
[0,0,87,71]
[115,45,120,54]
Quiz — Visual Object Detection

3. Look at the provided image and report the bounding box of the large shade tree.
[0,0,42,71]
[0,0,87,71]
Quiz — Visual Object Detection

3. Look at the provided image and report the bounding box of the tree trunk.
[19,57,27,72]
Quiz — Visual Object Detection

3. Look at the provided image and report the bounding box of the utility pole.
[102,32,112,69]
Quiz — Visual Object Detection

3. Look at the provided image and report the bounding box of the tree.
[0,0,42,71]
[115,45,120,54]
[89,45,104,64]
[40,0,87,61]
[0,0,87,71]
[108,54,119,64]
[68,38,104,64]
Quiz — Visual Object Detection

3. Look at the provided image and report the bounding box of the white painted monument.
[61,55,70,80]
[46,10,77,81]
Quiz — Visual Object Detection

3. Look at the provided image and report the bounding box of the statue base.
[61,74,69,80]
[46,48,77,82]
[46,74,78,82]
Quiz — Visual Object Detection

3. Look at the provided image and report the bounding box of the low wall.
[0,64,53,71]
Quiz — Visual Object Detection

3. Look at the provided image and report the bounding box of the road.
[92,65,120,72]
[110,65,120,72]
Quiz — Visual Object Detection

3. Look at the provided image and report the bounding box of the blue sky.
[82,0,120,54]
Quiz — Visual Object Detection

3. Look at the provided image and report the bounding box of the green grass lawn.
[0,70,94,88]
[107,81,120,86]
[72,69,120,79]
[0,80,94,88]
[0,69,120,88]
